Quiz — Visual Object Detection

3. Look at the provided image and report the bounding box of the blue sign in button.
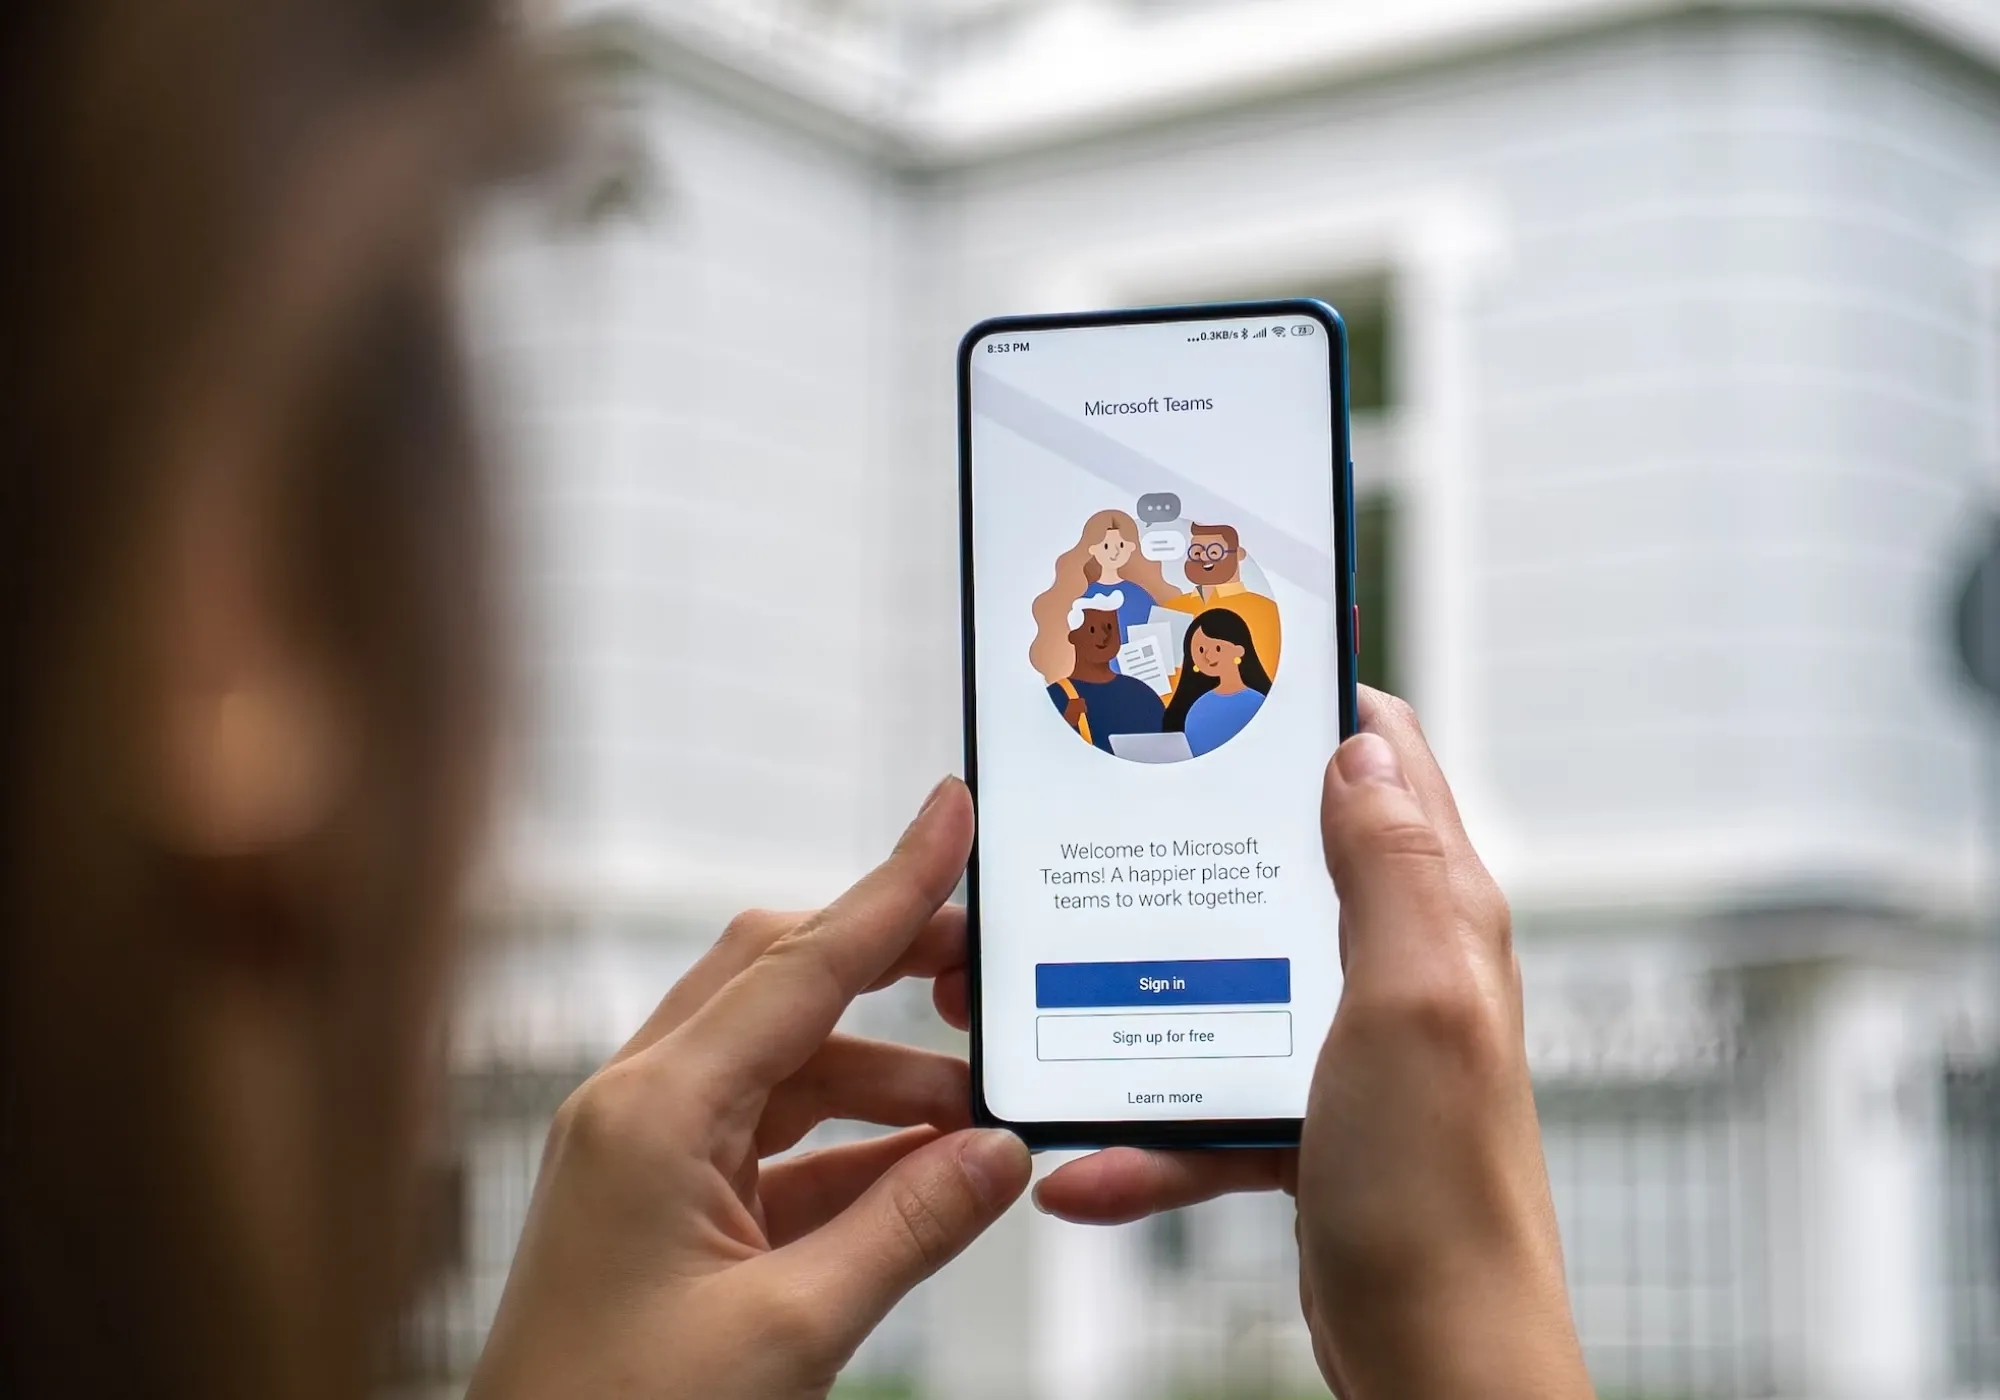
[1035,958,1291,1009]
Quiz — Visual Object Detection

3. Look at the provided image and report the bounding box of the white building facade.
[409,3,2000,1397]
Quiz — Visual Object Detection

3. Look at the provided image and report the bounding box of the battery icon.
[1293,322,1316,337]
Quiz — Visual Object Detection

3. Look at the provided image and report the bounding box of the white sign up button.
[1036,1010,1293,1062]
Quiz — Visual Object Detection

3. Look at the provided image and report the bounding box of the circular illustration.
[1029,492,1282,763]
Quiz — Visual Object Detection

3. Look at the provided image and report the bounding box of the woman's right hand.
[1033,690,1593,1400]
[466,781,1027,1400]
[1288,695,1590,1398]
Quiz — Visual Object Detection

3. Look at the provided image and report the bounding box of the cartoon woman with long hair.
[1162,608,1274,757]
[1029,509,1180,683]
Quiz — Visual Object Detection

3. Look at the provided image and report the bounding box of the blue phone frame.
[956,298,1360,1150]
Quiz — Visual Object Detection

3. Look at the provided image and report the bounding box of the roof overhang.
[565,0,2000,168]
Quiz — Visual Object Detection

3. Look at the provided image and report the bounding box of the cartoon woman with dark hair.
[1162,608,1274,757]
[1029,509,1180,683]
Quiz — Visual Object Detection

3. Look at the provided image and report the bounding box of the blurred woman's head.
[0,3,533,1397]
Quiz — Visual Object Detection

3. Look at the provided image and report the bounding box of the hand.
[1063,695,1088,729]
[467,779,1030,1400]
[1032,689,1590,1400]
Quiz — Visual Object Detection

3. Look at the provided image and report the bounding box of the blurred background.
[385,1,2000,1396]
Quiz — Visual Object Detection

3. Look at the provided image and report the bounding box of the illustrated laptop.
[1109,731,1194,764]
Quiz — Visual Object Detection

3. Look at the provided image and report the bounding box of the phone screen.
[960,304,1355,1140]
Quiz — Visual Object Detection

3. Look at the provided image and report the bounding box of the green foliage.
[829,1383,915,1400]
[554,12,660,90]
[1353,492,1397,696]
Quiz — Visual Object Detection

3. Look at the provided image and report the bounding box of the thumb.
[1321,732,1455,980]
[771,1128,1029,1354]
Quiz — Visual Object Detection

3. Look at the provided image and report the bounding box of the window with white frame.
[1130,272,1403,694]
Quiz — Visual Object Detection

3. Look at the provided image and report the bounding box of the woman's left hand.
[467,779,1031,1400]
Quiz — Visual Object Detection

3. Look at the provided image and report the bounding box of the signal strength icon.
[1253,326,1269,339]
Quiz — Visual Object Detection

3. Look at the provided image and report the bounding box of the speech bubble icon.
[1136,492,1181,526]
[1141,529,1186,561]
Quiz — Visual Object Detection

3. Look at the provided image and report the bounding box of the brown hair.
[1028,509,1181,684]
[0,4,531,1398]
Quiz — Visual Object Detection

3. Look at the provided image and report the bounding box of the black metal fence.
[1541,1073,1773,1399]
[398,1006,2000,1399]
[389,1062,592,1388]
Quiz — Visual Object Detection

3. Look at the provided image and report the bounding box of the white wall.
[914,10,2000,924]
[1474,16,2000,919]
[469,66,933,941]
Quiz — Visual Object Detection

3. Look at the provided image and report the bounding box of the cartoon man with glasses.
[1161,522,1282,680]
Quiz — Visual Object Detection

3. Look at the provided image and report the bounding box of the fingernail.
[1336,732,1407,789]
[899,778,954,845]
[919,776,955,815]
[1030,1181,1052,1215]
[958,1130,1029,1210]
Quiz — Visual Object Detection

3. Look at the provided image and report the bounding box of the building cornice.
[568,0,2000,168]
[558,3,914,162]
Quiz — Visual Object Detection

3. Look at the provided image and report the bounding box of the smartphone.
[957,300,1359,1148]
